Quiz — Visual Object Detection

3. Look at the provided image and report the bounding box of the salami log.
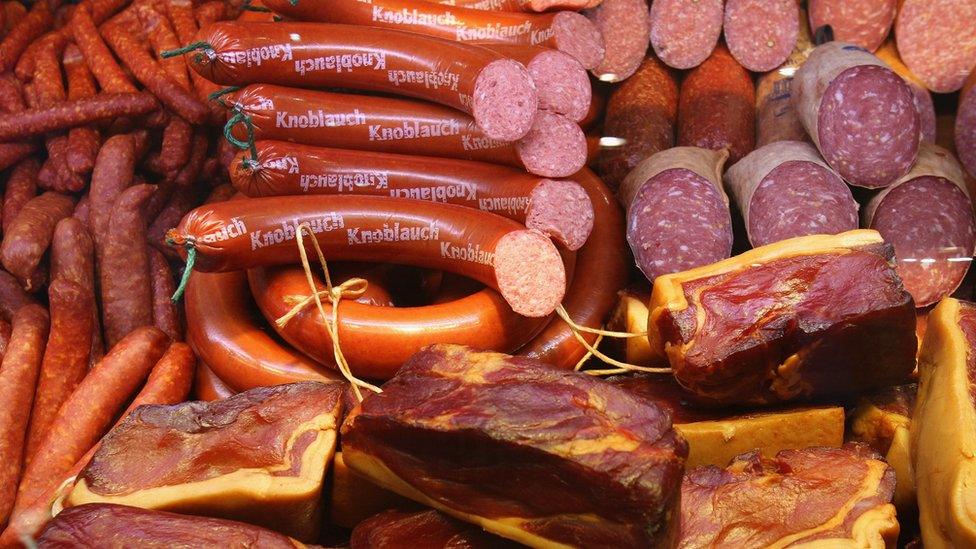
[231,141,594,250]
[619,147,732,282]
[895,0,976,93]
[256,1,605,70]
[724,141,858,247]
[792,42,920,188]
[225,84,585,178]
[864,143,976,307]
[957,67,976,179]
[482,44,590,122]
[186,21,540,141]
[171,195,567,317]
[754,8,814,147]
[433,0,600,12]
[875,40,937,143]
[807,0,895,53]
[648,0,722,70]
[723,0,798,72]
[677,44,756,164]
[593,54,678,190]
[582,0,649,81]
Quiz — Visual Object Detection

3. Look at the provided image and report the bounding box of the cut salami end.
[817,65,920,188]
[472,59,539,142]
[516,111,586,178]
[550,11,605,71]
[895,0,976,93]
[724,0,799,72]
[627,168,732,281]
[870,176,976,307]
[648,0,723,69]
[493,229,566,317]
[748,160,857,247]
[525,179,594,251]
[524,50,590,122]
[808,0,895,53]
[583,0,649,82]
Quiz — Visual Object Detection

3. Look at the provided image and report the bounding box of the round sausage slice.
[648,0,723,70]
[895,0,976,93]
[724,0,798,72]
[807,0,895,53]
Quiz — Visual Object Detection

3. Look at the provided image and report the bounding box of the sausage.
[193,361,235,401]
[232,141,595,251]
[959,68,976,179]
[875,40,937,144]
[24,280,94,465]
[1,192,76,291]
[0,0,52,72]
[225,83,585,178]
[173,195,566,317]
[62,44,102,177]
[0,72,26,113]
[173,132,209,187]
[619,147,733,282]
[433,0,600,12]
[0,270,35,322]
[157,116,193,177]
[51,217,103,365]
[185,270,344,390]
[481,44,591,122]
[894,0,976,93]
[188,22,539,141]
[148,248,181,341]
[648,0,722,69]
[194,0,225,26]
[89,133,136,252]
[517,167,628,369]
[0,304,48,525]
[29,38,65,107]
[864,143,976,307]
[247,264,552,379]
[137,4,190,90]
[100,14,209,125]
[593,54,678,190]
[10,326,170,521]
[148,184,198,259]
[0,143,34,173]
[793,42,921,188]
[724,141,858,248]
[0,335,190,544]
[677,44,756,164]
[100,184,155,347]
[808,0,894,53]
[69,6,137,93]
[581,0,649,81]
[754,7,814,147]
[0,92,159,141]
[723,0,799,72]
[0,319,11,358]
[255,2,605,70]
[41,136,85,195]
[2,158,38,236]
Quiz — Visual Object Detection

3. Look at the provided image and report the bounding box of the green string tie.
[223,110,259,166]
[170,243,197,302]
[160,41,212,59]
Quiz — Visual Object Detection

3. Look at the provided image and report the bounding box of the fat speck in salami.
[618,147,732,282]
[792,42,920,188]
[724,141,858,248]
[723,0,798,72]
[864,143,976,307]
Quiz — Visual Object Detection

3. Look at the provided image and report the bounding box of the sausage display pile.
[0,0,974,547]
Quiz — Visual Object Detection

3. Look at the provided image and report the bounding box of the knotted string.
[275,223,382,402]
[555,304,671,375]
